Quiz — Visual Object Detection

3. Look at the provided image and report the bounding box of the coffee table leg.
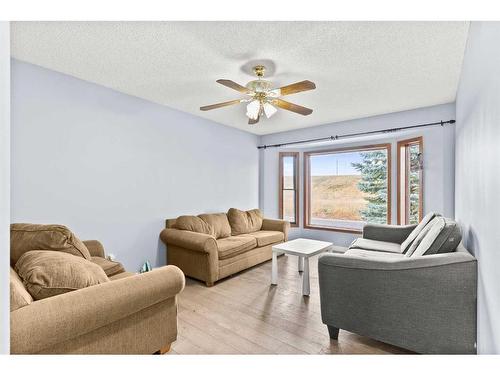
[271,251,278,285]
[302,257,310,296]
[298,256,304,272]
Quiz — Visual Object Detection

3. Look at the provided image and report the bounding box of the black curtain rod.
[257,119,456,149]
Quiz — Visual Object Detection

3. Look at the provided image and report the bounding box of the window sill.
[303,224,362,235]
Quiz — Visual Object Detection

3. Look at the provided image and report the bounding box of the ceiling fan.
[200,65,316,125]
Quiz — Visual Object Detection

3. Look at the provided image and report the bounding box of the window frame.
[279,152,299,227]
[397,137,424,225]
[303,143,392,234]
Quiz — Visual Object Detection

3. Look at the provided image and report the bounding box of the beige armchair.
[10,223,185,354]
[11,264,185,354]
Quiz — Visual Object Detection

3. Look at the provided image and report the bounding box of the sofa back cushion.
[400,212,437,253]
[10,223,91,266]
[15,250,109,300]
[10,267,33,311]
[227,208,263,235]
[198,213,232,239]
[409,217,462,257]
[174,215,215,236]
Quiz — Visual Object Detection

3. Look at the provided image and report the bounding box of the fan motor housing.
[246,79,272,93]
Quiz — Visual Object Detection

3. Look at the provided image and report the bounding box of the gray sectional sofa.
[318,213,477,354]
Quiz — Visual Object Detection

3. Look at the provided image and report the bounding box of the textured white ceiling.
[10,21,469,135]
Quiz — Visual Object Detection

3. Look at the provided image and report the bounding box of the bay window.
[304,144,391,232]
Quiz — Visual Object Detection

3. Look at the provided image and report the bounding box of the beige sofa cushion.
[10,223,91,265]
[15,250,109,300]
[217,236,257,260]
[241,230,284,247]
[10,267,33,311]
[173,215,215,236]
[227,208,263,235]
[90,256,126,277]
[198,213,231,239]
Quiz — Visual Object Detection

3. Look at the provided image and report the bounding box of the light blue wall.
[455,21,500,354]
[259,103,456,247]
[10,60,260,271]
[0,21,10,355]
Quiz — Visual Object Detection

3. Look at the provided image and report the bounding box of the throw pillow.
[227,208,263,235]
[10,267,33,311]
[15,250,109,300]
[198,213,232,239]
[410,217,447,257]
[405,216,441,257]
[400,212,438,253]
[174,215,215,236]
[10,223,92,266]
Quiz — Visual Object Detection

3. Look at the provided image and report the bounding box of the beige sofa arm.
[83,240,106,258]
[10,265,185,354]
[262,218,290,241]
[160,228,217,253]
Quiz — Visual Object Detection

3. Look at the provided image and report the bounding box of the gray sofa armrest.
[318,245,477,354]
[362,223,417,244]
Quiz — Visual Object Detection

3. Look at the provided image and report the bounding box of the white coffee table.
[271,238,333,296]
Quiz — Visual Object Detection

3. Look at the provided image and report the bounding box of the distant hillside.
[283,175,370,221]
[310,175,369,221]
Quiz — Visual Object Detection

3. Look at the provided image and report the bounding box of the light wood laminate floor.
[170,253,412,354]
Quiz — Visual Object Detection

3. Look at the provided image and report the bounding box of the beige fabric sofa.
[10,224,185,354]
[160,208,289,286]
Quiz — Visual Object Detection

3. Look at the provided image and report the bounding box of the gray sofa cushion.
[405,217,441,257]
[349,238,402,254]
[417,217,462,256]
[410,217,446,257]
[400,212,438,253]
[344,248,405,260]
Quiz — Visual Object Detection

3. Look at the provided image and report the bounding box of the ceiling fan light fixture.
[263,102,277,118]
[246,100,260,120]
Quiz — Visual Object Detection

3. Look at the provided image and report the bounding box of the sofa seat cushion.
[10,223,92,266]
[344,248,405,260]
[240,230,284,247]
[198,213,232,239]
[217,236,257,260]
[10,267,33,311]
[15,250,109,300]
[227,208,263,235]
[91,256,126,277]
[349,238,402,254]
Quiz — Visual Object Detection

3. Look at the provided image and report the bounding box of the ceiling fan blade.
[274,80,316,96]
[200,99,242,111]
[273,99,313,116]
[216,79,254,94]
[248,116,260,125]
